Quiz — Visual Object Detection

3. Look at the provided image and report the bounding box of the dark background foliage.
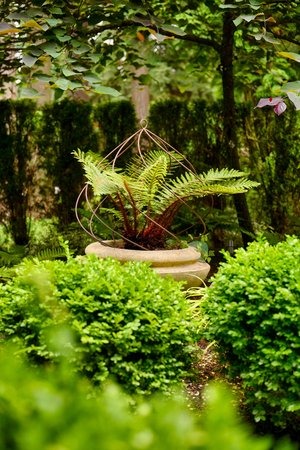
[0,98,299,251]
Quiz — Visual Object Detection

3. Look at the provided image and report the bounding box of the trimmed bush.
[201,236,300,432]
[0,255,199,395]
[0,344,292,450]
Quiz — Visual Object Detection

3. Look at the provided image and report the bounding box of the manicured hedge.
[0,255,199,395]
[201,236,300,432]
[1,344,293,450]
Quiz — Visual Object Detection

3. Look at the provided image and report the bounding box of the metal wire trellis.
[75,122,206,250]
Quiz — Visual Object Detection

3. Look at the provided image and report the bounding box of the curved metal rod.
[75,124,207,249]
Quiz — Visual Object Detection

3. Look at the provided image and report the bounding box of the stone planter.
[85,241,210,288]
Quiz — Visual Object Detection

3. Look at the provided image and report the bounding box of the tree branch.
[87,20,221,53]
[271,31,300,47]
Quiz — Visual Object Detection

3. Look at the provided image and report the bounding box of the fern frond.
[133,154,169,210]
[29,247,68,261]
[127,150,182,179]
[0,249,24,267]
[73,149,132,197]
[198,167,249,182]
[155,170,259,213]
[0,266,16,281]
[123,151,183,213]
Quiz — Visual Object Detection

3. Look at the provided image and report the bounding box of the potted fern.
[73,127,258,287]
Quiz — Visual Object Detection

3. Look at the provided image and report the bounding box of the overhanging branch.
[87,20,221,54]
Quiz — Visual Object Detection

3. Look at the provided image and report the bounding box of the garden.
[0,1,299,449]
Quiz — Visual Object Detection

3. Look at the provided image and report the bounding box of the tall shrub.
[148,99,223,172]
[38,99,98,226]
[94,100,136,165]
[240,105,300,235]
[201,236,300,433]
[0,100,38,245]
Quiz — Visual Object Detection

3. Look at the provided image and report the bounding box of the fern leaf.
[155,170,259,213]
[127,150,182,179]
[73,149,131,197]
[35,247,68,261]
[135,154,169,210]
[0,266,16,280]
[198,168,249,182]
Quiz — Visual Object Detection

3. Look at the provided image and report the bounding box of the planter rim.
[85,241,202,267]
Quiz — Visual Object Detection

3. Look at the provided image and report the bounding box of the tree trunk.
[131,66,150,122]
[220,8,255,247]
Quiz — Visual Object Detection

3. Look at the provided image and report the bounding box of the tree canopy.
[0,1,299,101]
[0,0,299,245]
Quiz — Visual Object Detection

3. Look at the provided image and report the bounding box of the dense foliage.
[1,1,298,98]
[201,236,300,432]
[0,343,295,450]
[94,100,137,162]
[38,99,98,225]
[0,99,38,245]
[0,99,136,242]
[0,255,199,395]
[1,1,299,247]
[0,98,299,252]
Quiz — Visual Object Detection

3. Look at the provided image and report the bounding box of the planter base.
[85,241,210,288]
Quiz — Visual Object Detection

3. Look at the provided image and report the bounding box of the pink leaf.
[256,97,284,108]
[273,101,287,116]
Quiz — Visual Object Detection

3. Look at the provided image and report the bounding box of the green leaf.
[7,12,29,20]
[131,15,153,26]
[89,54,102,63]
[45,18,62,27]
[22,54,38,67]
[253,33,263,41]
[26,7,44,18]
[287,92,300,110]
[282,81,300,92]
[287,403,300,412]
[92,85,121,97]
[233,14,261,27]
[262,32,279,44]
[160,24,186,37]
[219,4,236,9]
[277,51,300,63]
[70,39,82,48]
[62,68,77,77]
[72,44,91,55]
[248,0,263,10]
[41,42,61,58]
[72,65,89,73]
[53,78,71,90]
[53,78,82,91]
[36,74,52,82]
[49,7,64,15]
[54,30,72,42]
[83,73,101,84]
[19,87,39,98]
[233,16,243,27]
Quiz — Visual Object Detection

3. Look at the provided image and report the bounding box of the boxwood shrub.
[201,236,300,432]
[0,255,199,395]
[1,344,294,450]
